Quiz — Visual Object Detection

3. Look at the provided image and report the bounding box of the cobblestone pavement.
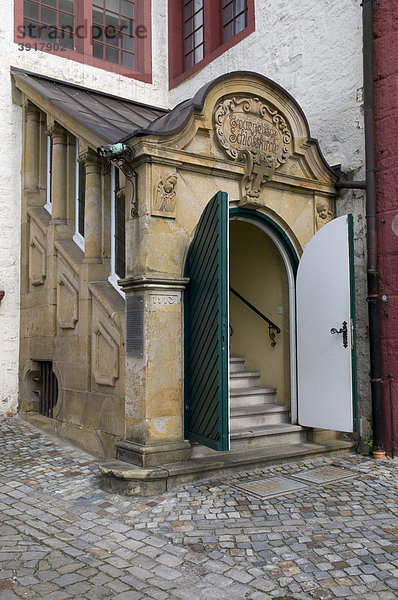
[0,417,397,600]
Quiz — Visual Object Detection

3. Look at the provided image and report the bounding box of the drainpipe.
[362,0,385,457]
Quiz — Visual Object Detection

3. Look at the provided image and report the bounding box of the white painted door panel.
[297,215,354,432]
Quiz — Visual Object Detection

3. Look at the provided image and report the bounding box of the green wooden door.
[184,191,229,451]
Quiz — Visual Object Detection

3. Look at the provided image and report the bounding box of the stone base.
[100,438,357,496]
[116,439,192,467]
[307,428,342,443]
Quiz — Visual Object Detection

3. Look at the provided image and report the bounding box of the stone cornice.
[118,275,190,293]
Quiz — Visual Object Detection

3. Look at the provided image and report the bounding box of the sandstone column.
[23,101,40,192]
[48,123,67,221]
[81,148,102,263]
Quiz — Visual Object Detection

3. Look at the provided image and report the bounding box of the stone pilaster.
[117,275,191,467]
[23,101,40,193]
[81,148,102,263]
[48,123,67,222]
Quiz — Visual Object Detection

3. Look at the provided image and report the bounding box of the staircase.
[228,356,306,450]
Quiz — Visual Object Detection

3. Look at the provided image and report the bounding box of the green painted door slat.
[184,191,229,451]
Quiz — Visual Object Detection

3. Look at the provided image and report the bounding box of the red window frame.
[169,0,255,89]
[14,0,152,82]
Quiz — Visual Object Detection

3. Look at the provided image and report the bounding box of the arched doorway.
[229,214,297,424]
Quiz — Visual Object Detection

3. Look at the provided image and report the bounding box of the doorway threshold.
[99,438,356,497]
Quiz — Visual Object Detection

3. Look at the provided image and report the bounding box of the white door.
[297,215,356,432]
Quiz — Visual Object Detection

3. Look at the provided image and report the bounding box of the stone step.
[230,386,276,407]
[229,424,307,451]
[230,404,290,428]
[229,356,246,373]
[230,370,261,389]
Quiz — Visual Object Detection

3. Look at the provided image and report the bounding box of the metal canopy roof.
[11,67,167,144]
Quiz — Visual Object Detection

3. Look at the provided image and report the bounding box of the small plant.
[364,438,373,455]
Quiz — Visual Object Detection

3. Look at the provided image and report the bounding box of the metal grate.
[39,361,58,418]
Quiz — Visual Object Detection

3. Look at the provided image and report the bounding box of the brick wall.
[374,0,398,455]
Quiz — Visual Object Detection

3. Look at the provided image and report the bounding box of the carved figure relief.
[152,173,178,218]
[316,198,334,229]
[214,96,292,207]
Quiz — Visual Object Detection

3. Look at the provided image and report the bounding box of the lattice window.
[222,0,248,43]
[183,0,204,71]
[22,0,75,49]
[92,0,136,70]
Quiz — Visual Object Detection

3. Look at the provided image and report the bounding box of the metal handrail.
[230,286,281,347]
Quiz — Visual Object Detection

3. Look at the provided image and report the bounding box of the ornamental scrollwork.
[214,96,293,206]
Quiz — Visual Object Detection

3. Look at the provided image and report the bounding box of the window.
[169,0,255,88]
[44,135,52,214]
[15,0,152,80]
[108,166,126,296]
[73,141,85,251]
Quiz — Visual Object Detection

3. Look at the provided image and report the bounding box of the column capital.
[23,100,40,119]
[78,147,99,168]
[47,122,67,143]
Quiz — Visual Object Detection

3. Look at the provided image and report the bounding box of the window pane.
[61,31,74,48]
[92,24,104,41]
[93,41,103,58]
[223,21,233,42]
[24,18,39,37]
[114,170,126,279]
[235,0,246,13]
[223,3,233,24]
[78,164,85,238]
[24,0,39,20]
[194,27,203,46]
[59,0,74,13]
[121,34,134,52]
[120,15,133,35]
[235,11,247,34]
[194,44,203,63]
[184,34,193,53]
[42,0,56,6]
[184,1,193,20]
[106,0,119,12]
[42,7,57,26]
[121,51,134,69]
[185,52,194,70]
[193,0,203,13]
[193,9,203,28]
[121,0,134,17]
[184,18,193,37]
[106,45,119,63]
[92,7,104,24]
[41,26,57,42]
[59,13,73,31]
[105,12,119,30]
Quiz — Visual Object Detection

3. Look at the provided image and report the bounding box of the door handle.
[330,321,348,348]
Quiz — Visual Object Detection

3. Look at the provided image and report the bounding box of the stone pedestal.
[118,275,191,467]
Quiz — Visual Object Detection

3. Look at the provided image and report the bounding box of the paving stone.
[1,417,398,600]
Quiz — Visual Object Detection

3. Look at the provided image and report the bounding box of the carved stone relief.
[152,173,178,218]
[29,235,46,286]
[214,96,292,207]
[57,274,78,329]
[92,321,119,386]
[315,197,334,230]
